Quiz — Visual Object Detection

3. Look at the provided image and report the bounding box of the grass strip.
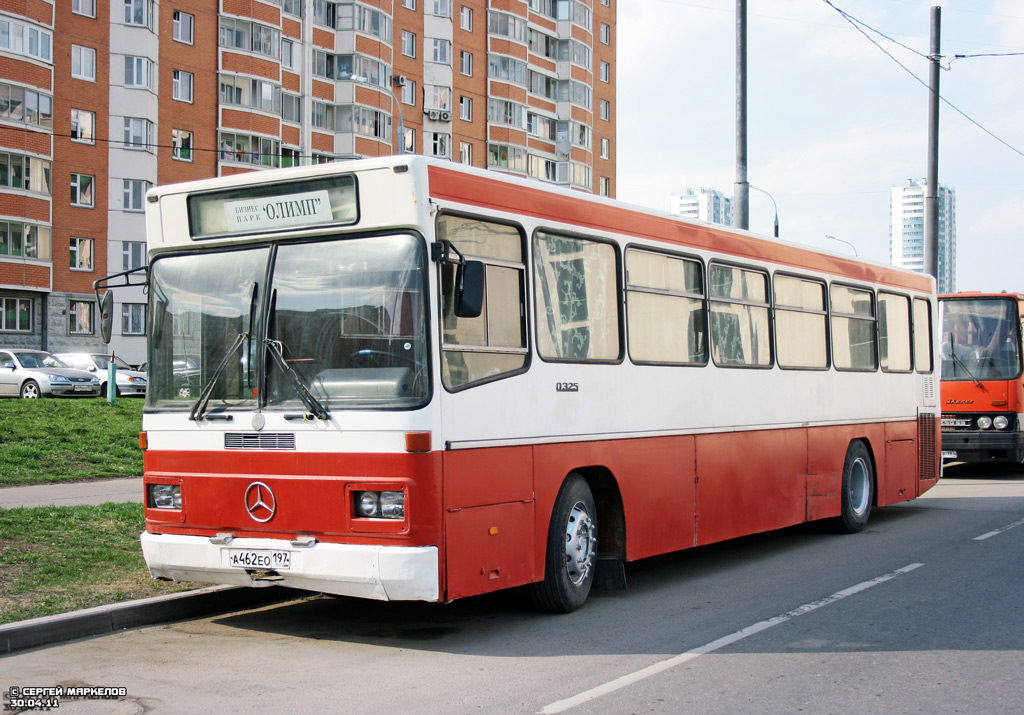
[0,399,144,485]
[0,502,195,624]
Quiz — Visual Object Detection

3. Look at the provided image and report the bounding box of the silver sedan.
[0,349,102,398]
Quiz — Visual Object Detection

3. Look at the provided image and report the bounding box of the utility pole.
[924,6,941,284]
[734,0,749,230]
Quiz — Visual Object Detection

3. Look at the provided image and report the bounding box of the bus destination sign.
[225,190,334,232]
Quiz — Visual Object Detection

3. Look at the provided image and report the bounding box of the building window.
[124,56,153,89]
[600,137,609,159]
[403,0,416,9]
[459,95,472,121]
[219,132,281,167]
[282,93,301,122]
[430,0,451,17]
[600,61,610,83]
[0,19,52,62]
[122,118,154,151]
[460,50,473,76]
[173,70,194,102]
[172,129,193,161]
[425,85,451,111]
[0,297,32,332]
[73,0,96,18]
[122,303,146,336]
[460,141,472,165]
[599,176,610,197]
[124,0,153,28]
[600,99,610,121]
[69,237,94,271]
[69,300,94,335]
[0,153,52,195]
[402,31,416,57]
[282,0,302,17]
[461,6,473,31]
[0,84,51,129]
[72,45,96,81]
[282,39,295,70]
[219,18,280,59]
[600,22,610,44]
[430,132,450,158]
[70,109,95,143]
[403,127,415,153]
[123,241,145,270]
[401,79,416,106]
[0,222,51,260]
[70,174,94,207]
[430,39,450,65]
[173,10,194,44]
[123,180,150,212]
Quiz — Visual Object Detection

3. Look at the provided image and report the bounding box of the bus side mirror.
[99,291,114,344]
[455,260,485,319]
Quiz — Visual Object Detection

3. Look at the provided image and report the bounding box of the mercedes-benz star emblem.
[244,481,276,523]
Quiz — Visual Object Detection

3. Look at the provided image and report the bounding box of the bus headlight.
[148,483,181,509]
[993,416,1010,430]
[354,490,405,519]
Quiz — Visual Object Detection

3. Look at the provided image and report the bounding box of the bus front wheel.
[834,441,874,534]
[531,473,597,613]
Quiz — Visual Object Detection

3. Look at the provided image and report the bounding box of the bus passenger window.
[709,264,770,367]
[878,292,912,372]
[774,275,827,369]
[437,215,527,389]
[625,249,706,365]
[912,298,933,373]
[831,284,877,371]
[534,232,620,362]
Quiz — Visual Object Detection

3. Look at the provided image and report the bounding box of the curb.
[1,585,299,654]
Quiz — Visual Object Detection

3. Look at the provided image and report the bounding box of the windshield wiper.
[264,339,330,420]
[945,332,985,390]
[189,331,250,422]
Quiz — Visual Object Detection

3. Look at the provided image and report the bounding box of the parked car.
[55,353,148,397]
[0,349,102,398]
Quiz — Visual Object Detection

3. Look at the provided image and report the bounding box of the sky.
[616,0,1024,293]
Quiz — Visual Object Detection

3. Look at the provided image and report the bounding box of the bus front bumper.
[140,532,439,602]
[941,430,1024,464]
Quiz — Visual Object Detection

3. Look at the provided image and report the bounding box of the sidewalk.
[0,477,297,653]
[0,477,143,509]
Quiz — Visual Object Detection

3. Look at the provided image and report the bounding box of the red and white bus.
[102,157,940,612]
[939,292,1024,464]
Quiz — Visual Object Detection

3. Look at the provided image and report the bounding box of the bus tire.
[530,473,598,613]
[834,441,874,534]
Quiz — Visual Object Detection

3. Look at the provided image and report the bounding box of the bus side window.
[437,215,528,390]
[912,298,933,373]
[709,263,770,367]
[831,284,877,371]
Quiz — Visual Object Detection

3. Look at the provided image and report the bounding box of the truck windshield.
[146,235,429,411]
[940,298,1021,381]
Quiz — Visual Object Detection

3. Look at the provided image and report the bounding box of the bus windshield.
[940,297,1022,381]
[147,234,429,411]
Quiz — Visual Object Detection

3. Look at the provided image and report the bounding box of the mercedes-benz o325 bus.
[97,156,940,612]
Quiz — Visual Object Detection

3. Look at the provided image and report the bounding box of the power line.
[820,0,1024,160]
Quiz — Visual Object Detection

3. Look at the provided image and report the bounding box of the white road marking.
[539,563,925,714]
[974,516,1024,541]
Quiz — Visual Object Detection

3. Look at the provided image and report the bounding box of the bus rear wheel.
[834,441,874,533]
[531,473,597,613]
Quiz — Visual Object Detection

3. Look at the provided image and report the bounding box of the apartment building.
[669,187,733,228]
[0,0,616,365]
[890,178,956,294]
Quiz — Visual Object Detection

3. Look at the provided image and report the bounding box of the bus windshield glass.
[940,297,1021,381]
[147,235,429,411]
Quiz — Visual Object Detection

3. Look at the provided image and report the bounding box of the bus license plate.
[227,549,291,570]
[942,450,957,460]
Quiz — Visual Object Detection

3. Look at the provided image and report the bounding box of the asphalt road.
[3,464,1023,715]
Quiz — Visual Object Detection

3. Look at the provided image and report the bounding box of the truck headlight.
[148,483,181,509]
[354,490,404,519]
[977,416,993,430]
[993,416,1010,430]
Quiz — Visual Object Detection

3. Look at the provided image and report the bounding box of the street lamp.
[825,234,858,257]
[749,184,778,238]
[343,73,404,155]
